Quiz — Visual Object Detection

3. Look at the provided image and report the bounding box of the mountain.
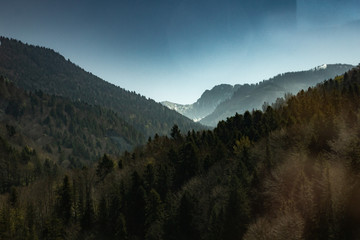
[0,37,203,138]
[199,63,353,126]
[0,76,144,168]
[162,84,240,122]
[2,64,360,239]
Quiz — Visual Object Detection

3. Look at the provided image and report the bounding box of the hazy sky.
[1,0,359,104]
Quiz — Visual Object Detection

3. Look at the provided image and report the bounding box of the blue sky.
[0,0,359,104]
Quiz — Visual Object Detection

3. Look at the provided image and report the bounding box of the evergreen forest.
[1,51,360,239]
[0,37,203,138]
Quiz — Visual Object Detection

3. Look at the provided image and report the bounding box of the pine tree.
[96,154,114,181]
[56,175,72,225]
[81,186,94,231]
[9,186,18,207]
[170,124,181,140]
[145,189,164,240]
[222,177,250,240]
[97,195,107,231]
[144,163,156,192]
[176,191,200,240]
[179,143,200,183]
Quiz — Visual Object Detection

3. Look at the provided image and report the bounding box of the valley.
[0,26,359,240]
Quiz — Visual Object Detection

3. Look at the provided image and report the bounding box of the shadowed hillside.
[0,37,204,137]
[1,60,360,239]
[0,76,143,169]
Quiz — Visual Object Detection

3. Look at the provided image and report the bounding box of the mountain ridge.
[162,84,240,122]
[163,64,354,126]
[0,36,204,138]
[201,63,353,126]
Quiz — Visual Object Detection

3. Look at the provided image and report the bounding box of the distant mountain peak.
[165,63,354,126]
[162,83,239,121]
[312,64,328,71]
[199,63,353,126]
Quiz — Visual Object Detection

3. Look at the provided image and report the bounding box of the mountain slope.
[0,37,203,137]
[3,64,360,239]
[162,84,240,121]
[200,64,353,126]
[0,76,143,167]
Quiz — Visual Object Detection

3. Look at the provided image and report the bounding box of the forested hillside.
[199,64,353,126]
[0,75,144,169]
[162,64,352,126]
[0,37,203,137]
[1,63,360,239]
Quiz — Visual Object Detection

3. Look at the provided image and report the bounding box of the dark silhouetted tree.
[96,154,114,181]
[56,175,72,225]
[170,124,181,140]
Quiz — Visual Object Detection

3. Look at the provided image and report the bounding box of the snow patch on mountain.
[193,117,204,122]
[161,101,193,114]
[312,64,327,71]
